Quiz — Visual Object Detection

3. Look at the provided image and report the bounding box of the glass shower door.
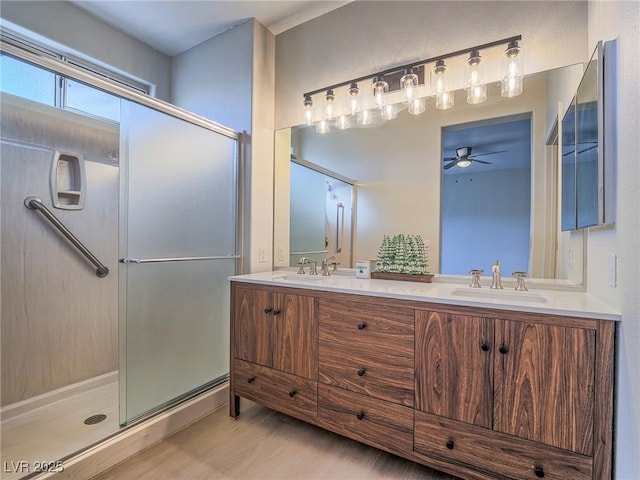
[119,100,239,424]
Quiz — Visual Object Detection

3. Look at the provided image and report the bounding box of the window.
[1,36,149,123]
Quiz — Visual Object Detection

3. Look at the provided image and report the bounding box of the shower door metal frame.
[1,37,248,426]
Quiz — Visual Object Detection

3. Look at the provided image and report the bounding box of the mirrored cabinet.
[562,40,617,231]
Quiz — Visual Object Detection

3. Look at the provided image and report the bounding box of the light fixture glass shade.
[316,119,330,134]
[303,95,314,125]
[464,51,487,104]
[436,90,454,110]
[430,59,449,95]
[372,76,388,109]
[457,159,472,168]
[357,109,373,126]
[501,41,524,97]
[346,82,360,115]
[408,97,426,115]
[323,89,336,119]
[335,114,350,130]
[381,103,398,120]
[400,68,419,104]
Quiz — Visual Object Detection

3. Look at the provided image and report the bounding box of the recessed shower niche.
[50,150,86,209]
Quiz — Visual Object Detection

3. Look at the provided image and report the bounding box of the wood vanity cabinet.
[230,283,318,420]
[230,282,615,480]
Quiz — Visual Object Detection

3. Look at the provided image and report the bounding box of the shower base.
[0,373,118,480]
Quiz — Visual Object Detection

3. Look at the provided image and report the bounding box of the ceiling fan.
[443,146,507,170]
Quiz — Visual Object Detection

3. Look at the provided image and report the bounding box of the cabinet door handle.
[247,376,255,384]
[356,411,365,420]
[534,466,545,478]
[499,345,509,355]
[288,390,297,398]
[480,342,490,352]
[446,440,455,450]
[272,309,281,315]
[357,368,366,377]
[357,322,366,330]
[264,307,272,314]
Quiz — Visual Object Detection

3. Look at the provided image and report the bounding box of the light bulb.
[347,82,360,115]
[501,41,524,98]
[400,68,418,104]
[464,51,487,104]
[457,159,472,168]
[436,91,454,110]
[303,95,314,125]
[357,109,373,126]
[372,76,388,110]
[316,119,330,134]
[381,103,398,120]
[408,97,426,115]
[335,114,350,130]
[323,89,336,119]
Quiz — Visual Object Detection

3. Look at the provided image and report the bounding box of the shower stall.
[1,41,241,479]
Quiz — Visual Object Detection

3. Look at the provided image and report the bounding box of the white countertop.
[229,270,621,321]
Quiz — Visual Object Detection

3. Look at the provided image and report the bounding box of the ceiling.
[71,0,351,56]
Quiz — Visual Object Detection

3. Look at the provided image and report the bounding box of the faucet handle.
[512,271,528,291]
[469,269,484,288]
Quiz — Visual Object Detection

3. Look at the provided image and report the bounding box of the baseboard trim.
[36,382,229,480]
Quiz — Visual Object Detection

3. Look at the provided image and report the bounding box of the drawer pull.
[264,307,272,314]
[480,342,490,352]
[247,376,255,384]
[273,309,281,315]
[446,440,455,450]
[357,368,366,377]
[356,411,365,420]
[288,390,297,397]
[499,345,509,354]
[357,322,367,330]
[534,466,545,478]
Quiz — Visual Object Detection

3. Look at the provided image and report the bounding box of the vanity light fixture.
[501,40,524,98]
[465,51,487,104]
[302,35,523,131]
[303,94,314,125]
[323,89,336,120]
[372,76,389,110]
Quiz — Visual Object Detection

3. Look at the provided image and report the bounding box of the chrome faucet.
[490,260,503,289]
[469,269,484,288]
[512,271,528,291]
[297,256,318,275]
[321,255,339,276]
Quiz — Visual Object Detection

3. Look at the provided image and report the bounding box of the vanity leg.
[230,393,240,418]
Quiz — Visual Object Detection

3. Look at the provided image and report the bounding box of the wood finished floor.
[93,399,460,480]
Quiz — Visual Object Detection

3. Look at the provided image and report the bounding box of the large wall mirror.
[274,64,587,286]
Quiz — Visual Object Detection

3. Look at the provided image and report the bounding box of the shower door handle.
[24,196,109,278]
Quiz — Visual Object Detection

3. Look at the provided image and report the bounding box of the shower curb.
[33,382,229,480]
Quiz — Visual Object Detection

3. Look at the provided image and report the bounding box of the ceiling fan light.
[457,159,472,168]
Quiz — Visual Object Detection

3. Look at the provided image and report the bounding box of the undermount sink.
[450,288,548,304]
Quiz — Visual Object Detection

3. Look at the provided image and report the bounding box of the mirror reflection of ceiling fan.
[443,146,507,170]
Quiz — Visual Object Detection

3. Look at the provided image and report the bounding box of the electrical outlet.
[259,246,267,263]
[568,248,574,270]
[608,254,617,288]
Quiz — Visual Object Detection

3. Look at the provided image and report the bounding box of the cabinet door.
[233,285,272,367]
[272,292,317,379]
[415,311,493,428]
[494,320,595,455]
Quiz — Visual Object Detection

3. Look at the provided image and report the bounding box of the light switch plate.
[608,253,617,287]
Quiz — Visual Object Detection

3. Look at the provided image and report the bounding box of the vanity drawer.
[234,359,318,420]
[319,344,414,406]
[414,411,593,480]
[318,384,413,455]
[318,298,414,354]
